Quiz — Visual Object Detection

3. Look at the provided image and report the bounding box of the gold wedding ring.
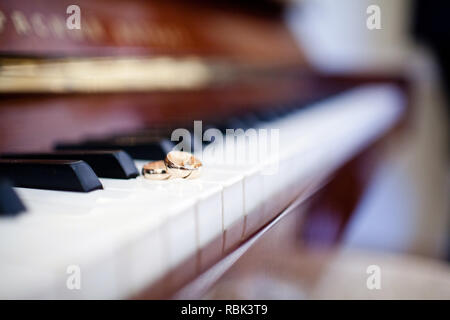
[142,151,202,180]
[164,151,202,179]
[142,160,171,180]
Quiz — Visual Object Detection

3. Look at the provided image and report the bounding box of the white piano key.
[102,176,222,269]
[0,220,123,299]
[0,264,57,299]
[193,184,223,248]
[0,191,175,298]
[195,169,244,232]
[14,188,135,209]
[121,224,165,296]
[102,174,225,249]
[161,201,197,269]
[208,166,264,238]
[200,163,264,238]
[116,199,196,297]
[16,181,202,292]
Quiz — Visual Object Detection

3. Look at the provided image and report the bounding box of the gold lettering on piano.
[11,10,32,35]
[2,10,191,48]
[112,21,186,48]
[30,13,49,38]
[0,11,6,34]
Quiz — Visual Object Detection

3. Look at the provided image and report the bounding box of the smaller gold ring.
[142,160,171,180]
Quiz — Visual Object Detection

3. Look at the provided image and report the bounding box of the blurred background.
[204,0,450,299]
[286,0,449,258]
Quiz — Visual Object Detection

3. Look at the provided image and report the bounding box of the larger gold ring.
[164,151,202,179]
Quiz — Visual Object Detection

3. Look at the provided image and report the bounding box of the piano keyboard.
[0,85,405,299]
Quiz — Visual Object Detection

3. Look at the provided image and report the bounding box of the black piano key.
[213,118,241,133]
[109,126,176,140]
[255,109,280,122]
[213,114,261,133]
[117,127,207,151]
[256,104,295,122]
[240,114,262,128]
[0,159,102,192]
[0,178,26,216]
[55,138,174,160]
[1,150,138,179]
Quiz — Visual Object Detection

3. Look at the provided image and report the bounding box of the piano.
[0,0,409,299]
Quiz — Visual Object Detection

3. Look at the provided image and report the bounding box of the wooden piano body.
[0,0,409,299]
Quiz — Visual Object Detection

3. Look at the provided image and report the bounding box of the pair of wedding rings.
[142,151,202,180]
